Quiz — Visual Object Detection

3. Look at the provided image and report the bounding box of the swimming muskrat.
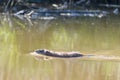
[30,49,93,60]
[30,49,120,60]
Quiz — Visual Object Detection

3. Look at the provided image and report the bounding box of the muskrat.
[30,49,120,60]
[30,49,93,60]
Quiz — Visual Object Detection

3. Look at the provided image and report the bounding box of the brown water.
[0,15,120,80]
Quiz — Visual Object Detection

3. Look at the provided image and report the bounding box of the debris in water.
[113,8,119,15]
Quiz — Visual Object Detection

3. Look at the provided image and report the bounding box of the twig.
[99,4,120,8]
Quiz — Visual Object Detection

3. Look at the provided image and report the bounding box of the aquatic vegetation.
[0,16,20,79]
[51,26,76,51]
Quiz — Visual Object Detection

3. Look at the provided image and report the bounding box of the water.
[0,14,120,80]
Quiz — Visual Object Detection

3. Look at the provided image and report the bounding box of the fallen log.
[13,9,108,20]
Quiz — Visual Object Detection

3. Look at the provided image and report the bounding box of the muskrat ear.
[35,49,45,53]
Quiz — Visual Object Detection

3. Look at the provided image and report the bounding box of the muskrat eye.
[35,49,45,53]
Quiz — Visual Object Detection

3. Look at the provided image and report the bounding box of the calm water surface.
[0,15,120,80]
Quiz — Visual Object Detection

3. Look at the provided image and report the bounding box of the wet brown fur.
[33,49,84,58]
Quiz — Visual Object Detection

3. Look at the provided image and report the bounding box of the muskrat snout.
[30,52,39,56]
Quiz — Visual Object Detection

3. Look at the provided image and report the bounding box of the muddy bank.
[0,0,120,20]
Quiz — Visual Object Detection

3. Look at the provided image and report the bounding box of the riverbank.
[0,0,120,12]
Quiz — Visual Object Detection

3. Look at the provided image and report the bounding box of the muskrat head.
[30,49,45,57]
[35,49,49,54]
[35,49,45,53]
[30,49,52,60]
